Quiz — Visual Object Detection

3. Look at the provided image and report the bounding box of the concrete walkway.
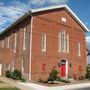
[0,77,33,90]
[19,82,90,90]
[0,77,90,90]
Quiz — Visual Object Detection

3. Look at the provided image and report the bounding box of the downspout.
[29,16,33,81]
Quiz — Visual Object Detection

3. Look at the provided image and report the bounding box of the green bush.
[5,70,11,78]
[56,77,61,81]
[85,67,90,79]
[12,69,21,80]
[48,68,59,81]
[21,78,26,82]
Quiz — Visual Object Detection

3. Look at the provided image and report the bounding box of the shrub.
[48,68,59,81]
[56,77,61,81]
[21,78,26,82]
[79,76,85,80]
[85,67,90,79]
[12,69,21,80]
[5,70,11,78]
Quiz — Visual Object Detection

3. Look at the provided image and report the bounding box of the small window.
[2,40,4,48]
[23,27,27,50]
[7,37,10,48]
[61,17,66,22]
[5,64,10,70]
[58,32,61,52]
[42,32,46,52]
[14,33,18,53]
[78,43,81,56]
[66,34,69,53]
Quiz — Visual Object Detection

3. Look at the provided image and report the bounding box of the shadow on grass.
[0,87,20,90]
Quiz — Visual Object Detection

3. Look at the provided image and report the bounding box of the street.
[71,87,90,90]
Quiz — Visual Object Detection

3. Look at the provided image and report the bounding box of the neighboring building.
[87,50,90,65]
[0,5,89,81]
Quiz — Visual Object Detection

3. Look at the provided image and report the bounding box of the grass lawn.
[0,87,20,90]
[0,81,4,83]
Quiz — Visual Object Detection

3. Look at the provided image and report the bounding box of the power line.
[0,26,6,28]
[0,14,17,20]
[0,4,28,13]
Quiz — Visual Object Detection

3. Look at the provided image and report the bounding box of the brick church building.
[0,5,88,81]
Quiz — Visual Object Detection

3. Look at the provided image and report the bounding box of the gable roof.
[0,5,89,35]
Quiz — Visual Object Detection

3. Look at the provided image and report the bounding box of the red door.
[61,64,66,77]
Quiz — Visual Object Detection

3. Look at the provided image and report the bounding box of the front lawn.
[0,87,20,90]
[0,81,4,83]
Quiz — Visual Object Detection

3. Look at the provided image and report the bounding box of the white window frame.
[5,64,10,71]
[7,37,10,48]
[63,31,66,52]
[2,40,4,48]
[61,17,66,22]
[42,32,46,52]
[78,43,81,56]
[58,32,61,52]
[21,59,24,73]
[23,27,26,50]
[14,33,17,53]
[67,34,69,53]
[61,31,65,52]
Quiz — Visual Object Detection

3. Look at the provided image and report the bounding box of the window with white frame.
[78,43,81,56]
[58,31,69,53]
[66,34,69,53]
[5,64,10,70]
[42,32,46,52]
[14,33,17,53]
[7,36,10,48]
[2,40,4,48]
[58,32,61,52]
[23,27,27,50]
[21,59,24,73]
[61,17,66,22]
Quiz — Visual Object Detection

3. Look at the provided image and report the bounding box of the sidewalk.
[0,77,90,90]
[0,77,33,90]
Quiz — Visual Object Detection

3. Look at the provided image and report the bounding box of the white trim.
[23,27,26,50]
[14,33,17,53]
[0,64,2,76]
[2,40,4,48]
[21,59,24,73]
[29,17,33,81]
[66,60,68,79]
[42,32,46,52]
[58,32,61,52]
[61,17,66,22]
[31,5,89,32]
[7,36,10,48]
[67,34,69,53]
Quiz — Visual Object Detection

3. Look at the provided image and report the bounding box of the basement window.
[5,64,10,70]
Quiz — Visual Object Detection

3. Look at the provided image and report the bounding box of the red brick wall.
[0,8,87,82]
[0,48,13,76]
[0,16,31,80]
[31,9,86,81]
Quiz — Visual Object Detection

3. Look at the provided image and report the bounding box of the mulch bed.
[35,80,90,87]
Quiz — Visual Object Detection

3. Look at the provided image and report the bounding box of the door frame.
[60,60,68,79]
